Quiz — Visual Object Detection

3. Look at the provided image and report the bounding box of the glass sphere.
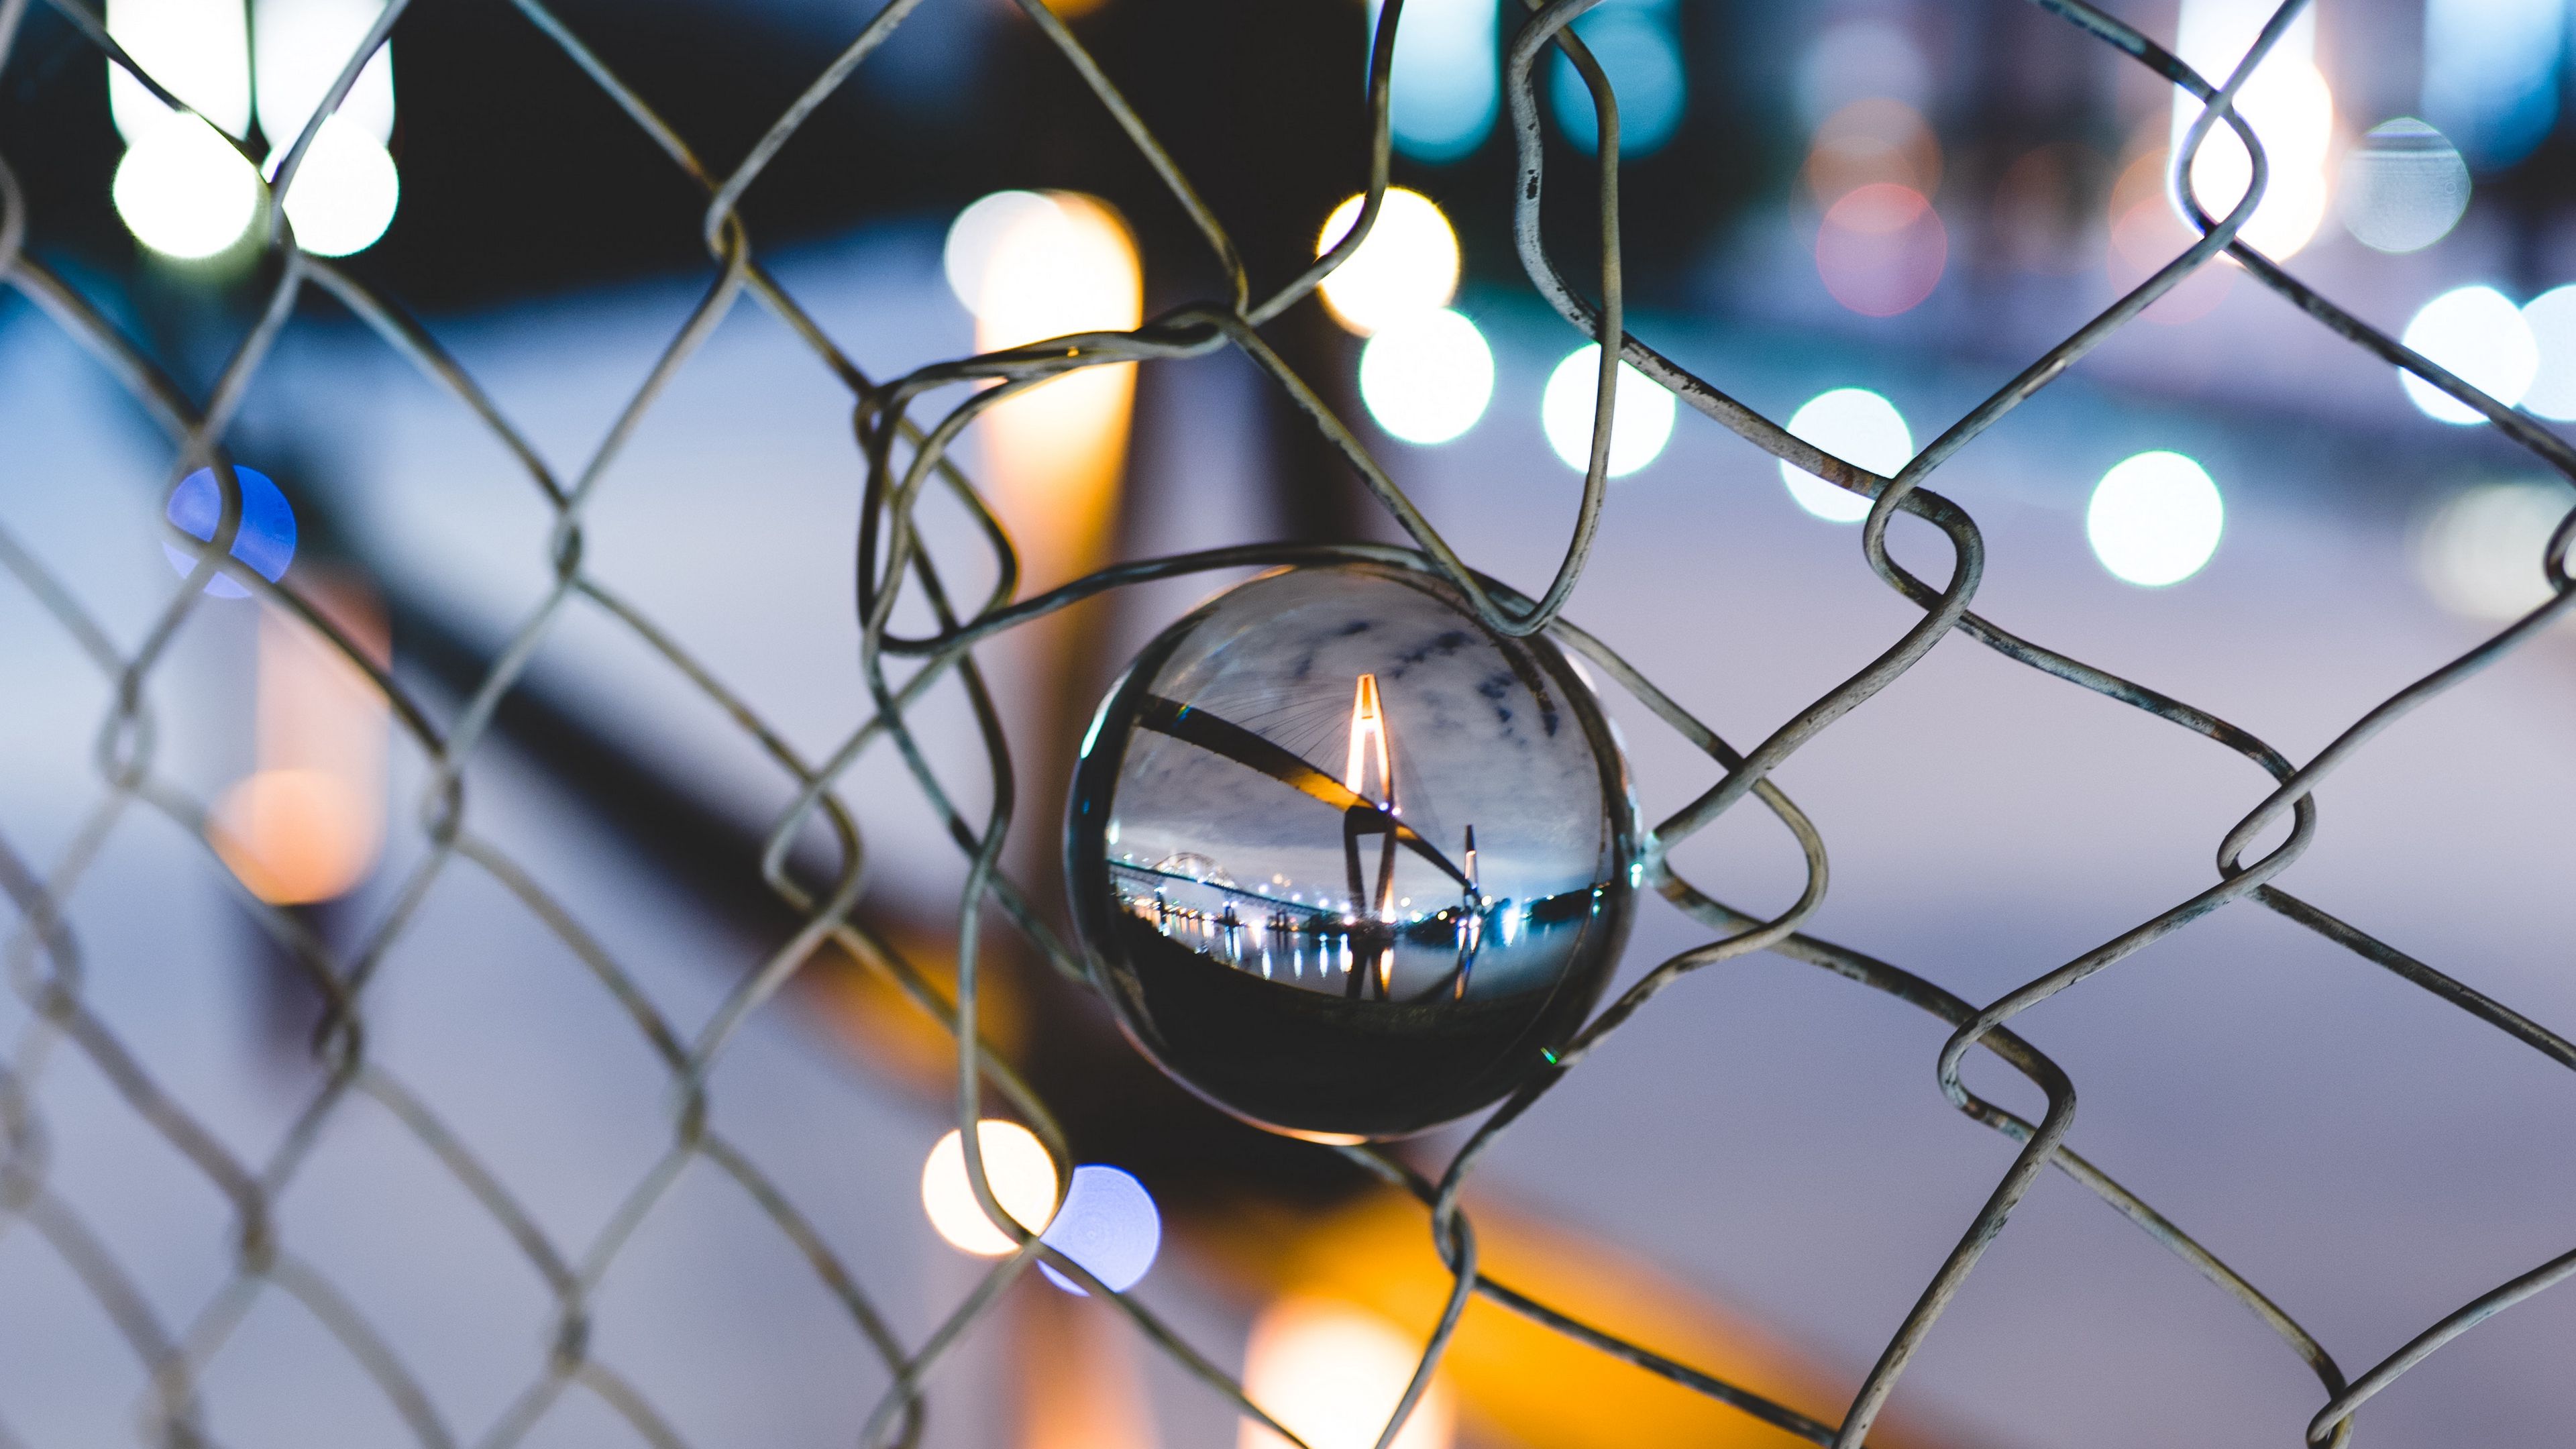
[1067,563,1639,1142]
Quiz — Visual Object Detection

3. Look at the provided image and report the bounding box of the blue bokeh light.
[1038,1164,1161,1296]
[164,466,297,598]
[2422,0,2563,169]
[1548,0,1686,157]
[1371,0,1500,163]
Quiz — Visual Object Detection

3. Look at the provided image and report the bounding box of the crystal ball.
[1067,563,1639,1142]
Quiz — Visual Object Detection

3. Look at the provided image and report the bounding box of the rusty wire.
[0,0,2571,1446]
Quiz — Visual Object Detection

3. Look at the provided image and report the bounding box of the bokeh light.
[2422,0,2563,168]
[107,0,252,144]
[1358,307,1493,445]
[209,575,390,907]
[1315,189,1461,336]
[970,192,1142,349]
[1542,344,1675,478]
[1815,183,1946,317]
[1239,1297,1454,1449]
[113,118,262,260]
[1804,98,1939,206]
[1780,388,1913,523]
[920,1121,1059,1257]
[2338,117,2469,254]
[1547,0,1686,157]
[1371,0,1498,163]
[2171,1,2333,258]
[253,0,397,146]
[2414,482,2573,620]
[1036,1164,1162,1295]
[2087,451,2224,587]
[2516,285,2576,421]
[278,117,399,257]
[164,465,297,596]
[943,189,1055,315]
[950,191,1144,587]
[210,767,376,904]
[2400,284,2538,425]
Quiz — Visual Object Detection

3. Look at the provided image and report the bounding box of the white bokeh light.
[1541,344,1676,477]
[2400,285,2538,425]
[253,0,396,147]
[112,117,262,259]
[1036,1164,1162,1295]
[2171,1,2334,258]
[1780,388,1913,523]
[943,190,1057,315]
[919,1121,1059,1257]
[2337,117,2469,254]
[1239,1298,1454,1449]
[2518,285,2576,422]
[107,0,251,144]
[278,116,398,256]
[1358,307,1493,445]
[2088,451,2224,587]
[1315,189,1460,336]
[2414,481,2572,620]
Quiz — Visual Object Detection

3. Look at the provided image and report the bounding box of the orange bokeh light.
[209,767,378,906]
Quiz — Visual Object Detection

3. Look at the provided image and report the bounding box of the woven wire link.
[0,0,2571,1445]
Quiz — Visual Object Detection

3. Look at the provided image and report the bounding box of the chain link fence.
[0,0,2571,1445]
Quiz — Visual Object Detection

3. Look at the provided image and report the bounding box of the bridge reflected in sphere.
[1067,563,1638,1142]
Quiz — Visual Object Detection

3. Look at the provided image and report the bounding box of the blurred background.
[0,0,2573,1446]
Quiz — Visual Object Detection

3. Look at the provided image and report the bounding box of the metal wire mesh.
[0,0,2571,1445]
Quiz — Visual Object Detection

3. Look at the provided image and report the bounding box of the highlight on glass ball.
[1067,563,1640,1142]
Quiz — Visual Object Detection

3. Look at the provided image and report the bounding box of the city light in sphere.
[164,466,297,595]
[1239,1297,1454,1449]
[920,1121,1059,1256]
[1358,308,1493,445]
[278,117,399,256]
[1780,388,1913,523]
[2400,285,2538,425]
[1315,189,1460,336]
[1037,1165,1161,1295]
[2517,285,2576,422]
[113,119,262,259]
[2414,482,2573,620]
[1542,344,1674,478]
[2088,451,2224,587]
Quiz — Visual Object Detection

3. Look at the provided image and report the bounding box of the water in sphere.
[1067,563,1638,1142]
